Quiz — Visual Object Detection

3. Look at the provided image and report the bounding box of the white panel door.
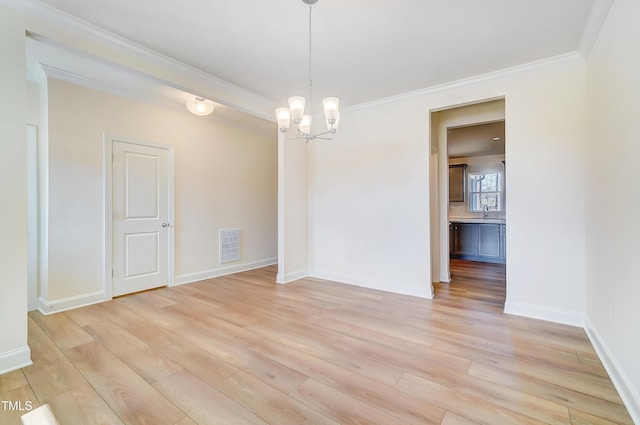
[112,141,170,297]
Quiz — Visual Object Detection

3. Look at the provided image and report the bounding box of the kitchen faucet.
[483,204,489,219]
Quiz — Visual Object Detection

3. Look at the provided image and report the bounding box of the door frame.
[27,124,38,311]
[104,134,175,300]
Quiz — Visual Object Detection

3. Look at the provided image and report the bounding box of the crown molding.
[6,0,276,121]
[345,52,584,112]
[577,0,614,59]
[38,63,181,111]
[35,63,274,134]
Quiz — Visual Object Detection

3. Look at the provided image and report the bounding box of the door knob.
[161,222,169,228]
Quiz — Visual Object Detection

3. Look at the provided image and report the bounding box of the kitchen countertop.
[449,218,506,224]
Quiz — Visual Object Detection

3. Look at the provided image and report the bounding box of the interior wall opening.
[429,98,506,305]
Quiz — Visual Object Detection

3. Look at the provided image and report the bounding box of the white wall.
[0,5,31,373]
[585,0,640,421]
[308,100,433,298]
[39,78,277,311]
[308,56,587,323]
[277,133,309,283]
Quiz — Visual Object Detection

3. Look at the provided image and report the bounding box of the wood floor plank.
[47,383,125,425]
[0,369,30,394]
[174,418,198,425]
[165,302,263,346]
[486,338,609,378]
[338,337,572,424]
[114,294,186,330]
[84,319,183,384]
[124,321,238,387]
[441,412,484,425]
[468,362,633,424]
[154,369,268,425]
[395,372,550,425]
[22,317,86,403]
[29,310,94,349]
[64,304,105,327]
[91,299,148,328]
[336,334,472,377]
[245,321,404,386]
[569,408,622,425]
[64,341,185,425]
[216,371,341,425]
[176,322,307,393]
[472,353,621,403]
[250,337,445,425]
[291,378,413,425]
[304,313,436,352]
[0,371,41,425]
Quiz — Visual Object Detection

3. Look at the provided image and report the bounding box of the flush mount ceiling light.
[186,97,215,116]
[275,0,340,142]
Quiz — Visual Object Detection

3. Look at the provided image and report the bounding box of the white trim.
[27,125,39,311]
[276,269,308,285]
[345,52,583,113]
[104,135,176,301]
[308,270,433,299]
[37,291,105,315]
[38,64,182,111]
[503,301,584,327]
[36,64,272,135]
[103,135,113,301]
[277,132,286,284]
[174,258,278,286]
[584,318,640,424]
[0,346,32,375]
[578,0,614,59]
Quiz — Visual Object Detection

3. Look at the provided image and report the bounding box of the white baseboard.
[585,318,640,424]
[308,270,433,299]
[174,258,277,286]
[276,269,307,284]
[0,346,32,375]
[38,291,106,315]
[503,300,584,327]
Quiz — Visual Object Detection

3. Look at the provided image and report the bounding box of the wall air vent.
[219,228,240,264]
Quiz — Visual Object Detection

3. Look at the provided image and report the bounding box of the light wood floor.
[1,263,633,425]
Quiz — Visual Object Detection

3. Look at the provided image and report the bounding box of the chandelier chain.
[308,2,313,119]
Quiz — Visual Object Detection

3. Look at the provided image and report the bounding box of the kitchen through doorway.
[429,99,506,305]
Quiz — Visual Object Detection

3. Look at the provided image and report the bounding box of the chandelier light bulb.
[299,115,312,135]
[275,107,291,132]
[288,96,306,123]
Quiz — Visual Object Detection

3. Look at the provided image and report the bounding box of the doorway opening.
[429,99,506,305]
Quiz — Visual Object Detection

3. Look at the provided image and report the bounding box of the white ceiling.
[21,0,599,118]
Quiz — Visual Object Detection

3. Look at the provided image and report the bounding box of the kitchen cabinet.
[449,164,467,202]
[453,223,477,256]
[478,224,501,259]
[450,222,505,264]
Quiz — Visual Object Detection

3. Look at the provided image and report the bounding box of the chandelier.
[275,0,340,141]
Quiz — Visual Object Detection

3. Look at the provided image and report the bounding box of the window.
[469,172,502,212]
